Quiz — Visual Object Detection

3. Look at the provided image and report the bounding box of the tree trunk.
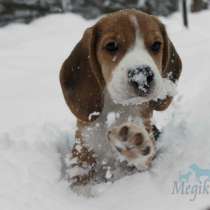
[182,0,188,28]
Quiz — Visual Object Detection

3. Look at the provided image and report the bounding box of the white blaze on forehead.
[107,15,176,105]
[130,15,140,34]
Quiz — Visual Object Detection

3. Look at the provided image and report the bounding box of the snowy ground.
[1,11,210,210]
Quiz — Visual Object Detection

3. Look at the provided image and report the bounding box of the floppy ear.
[60,27,104,122]
[150,21,182,111]
[161,23,182,82]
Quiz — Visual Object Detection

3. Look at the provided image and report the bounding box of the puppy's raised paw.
[107,123,156,171]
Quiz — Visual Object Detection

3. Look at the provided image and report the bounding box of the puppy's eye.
[105,41,119,53]
[150,41,161,53]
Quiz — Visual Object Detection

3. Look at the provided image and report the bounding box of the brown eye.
[105,41,119,53]
[150,41,161,53]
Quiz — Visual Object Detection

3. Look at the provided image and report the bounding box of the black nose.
[128,65,154,97]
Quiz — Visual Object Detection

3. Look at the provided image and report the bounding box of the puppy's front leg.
[65,142,97,186]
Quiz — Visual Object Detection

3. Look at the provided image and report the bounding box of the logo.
[172,163,210,201]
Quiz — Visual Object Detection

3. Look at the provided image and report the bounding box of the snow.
[1,11,210,209]
[106,112,120,127]
[88,112,101,121]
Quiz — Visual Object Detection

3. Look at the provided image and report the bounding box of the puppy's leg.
[67,143,96,186]
[107,122,156,171]
[65,121,97,186]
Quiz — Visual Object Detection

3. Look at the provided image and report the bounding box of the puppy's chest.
[82,104,145,180]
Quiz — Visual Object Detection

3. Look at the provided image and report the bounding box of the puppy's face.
[60,9,181,122]
[96,10,166,104]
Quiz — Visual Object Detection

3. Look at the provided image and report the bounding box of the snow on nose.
[128,65,154,96]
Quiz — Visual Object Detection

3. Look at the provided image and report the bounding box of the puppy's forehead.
[96,10,161,41]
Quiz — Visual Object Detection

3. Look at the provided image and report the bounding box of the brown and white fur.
[60,9,182,186]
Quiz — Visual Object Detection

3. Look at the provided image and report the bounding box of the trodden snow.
[0,11,210,210]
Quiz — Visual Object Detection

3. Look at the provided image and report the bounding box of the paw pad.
[119,126,129,141]
[132,133,144,146]
[141,146,151,156]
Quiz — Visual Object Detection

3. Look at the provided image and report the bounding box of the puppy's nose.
[128,65,154,96]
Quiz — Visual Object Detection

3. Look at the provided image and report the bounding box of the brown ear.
[150,21,182,112]
[161,23,182,82]
[60,27,104,122]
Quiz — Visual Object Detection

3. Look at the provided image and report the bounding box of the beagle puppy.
[60,9,182,186]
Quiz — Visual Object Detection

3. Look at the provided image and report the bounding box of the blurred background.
[0,0,209,26]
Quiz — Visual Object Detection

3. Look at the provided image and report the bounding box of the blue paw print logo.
[179,163,210,183]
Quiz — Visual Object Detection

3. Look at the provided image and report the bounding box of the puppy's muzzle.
[128,65,154,97]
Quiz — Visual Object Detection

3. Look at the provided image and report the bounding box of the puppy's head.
[60,9,182,122]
